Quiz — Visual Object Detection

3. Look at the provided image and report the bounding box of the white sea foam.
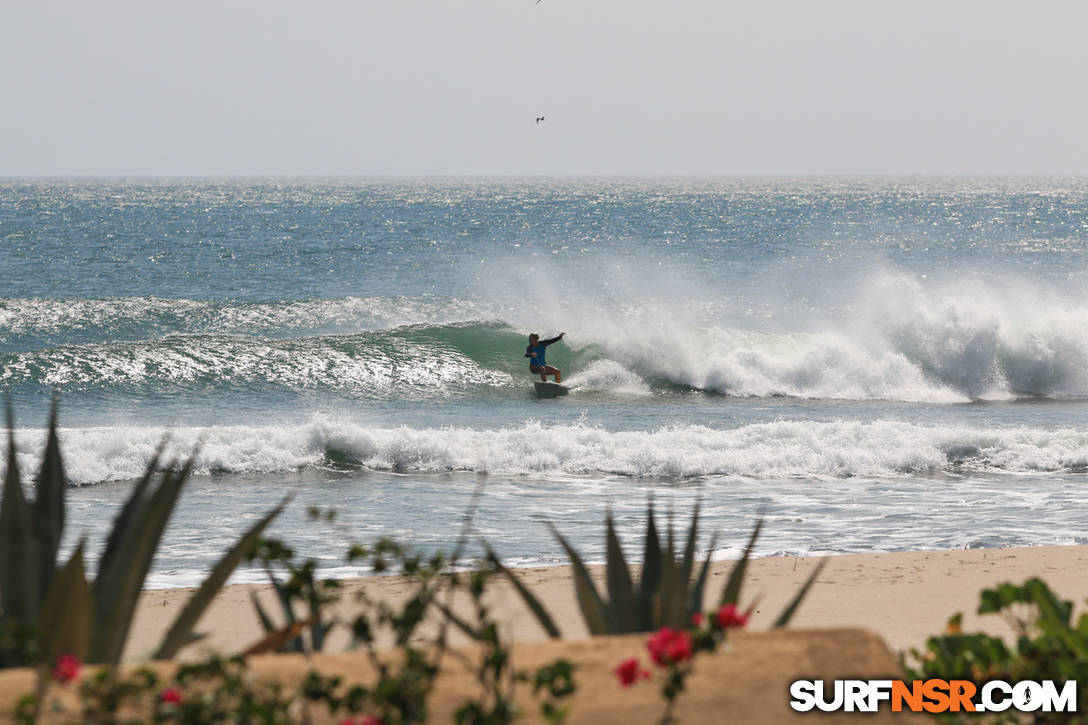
[860,273,1088,399]
[563,359,650,395]
[8,418,1088,486]
[520,270,1088,402]
[7,272,1088,403]
[583,326,967,402]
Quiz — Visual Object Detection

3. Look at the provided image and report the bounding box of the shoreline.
[125,543,1088,662]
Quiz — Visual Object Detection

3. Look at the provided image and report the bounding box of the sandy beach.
[123,544,1088,662]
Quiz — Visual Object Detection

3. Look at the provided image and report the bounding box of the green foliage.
[441,565,578,725]
[368,646,438,724]
[171,656,297,724]
[37,540,93,662]
[527,659,576,725]
[91,450,193,664]
[530,500,824,635]
[0,402,286,668]
[64,655,299,724]
[33,404,66,604]
[11,521,583,725]
[79,665,162,720]
[0,618,38,670]
[448,567,519,725]
[906,577,1088,724]
[247,537,345,653]
[24,646,437,724]
[0,404,41,633]
[352,543,462,724]
[334,514,577,725]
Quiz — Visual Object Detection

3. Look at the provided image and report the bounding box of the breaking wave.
[545,272,1088,402]
[0,323,521,397]
[8,418,1088,486]
[6,272,1088,403]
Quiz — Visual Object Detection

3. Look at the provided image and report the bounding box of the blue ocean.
[4,177,1088,587]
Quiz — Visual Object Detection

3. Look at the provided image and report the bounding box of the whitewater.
[5,176,1088,586]
[11,418,1088,486]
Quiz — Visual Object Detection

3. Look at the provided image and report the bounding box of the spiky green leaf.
[308,582,332,651]
[680,500,700,586]
[605,512,639,632]
[311,621,333,651]
[0,405,38,626]
[251,590,276,634]
[636,501,662,630]
[393,588,432,647]
[484,542,561,639]
[97,441,166,583]
[688,532,719,619]
[720,519,762,607]
[267,572,296,624]
[263,567,303,652]
[773,557,827,628]
[660,509,689,627]
[38,540,93,661]
[432,599,480,641]
[32,400,65,604]
[153,496,287,659]
[548,523,611,635]
[91,457,192,664]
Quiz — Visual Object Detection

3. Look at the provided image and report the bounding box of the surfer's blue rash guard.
[525,335,561,369]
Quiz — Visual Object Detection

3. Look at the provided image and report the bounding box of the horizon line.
[4,172,1088,181]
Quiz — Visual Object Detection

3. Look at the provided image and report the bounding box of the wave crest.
[8,418,1088,486]
[9,272,1088,403]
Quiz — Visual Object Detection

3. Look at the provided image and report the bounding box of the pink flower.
[614,657,651,687]
[715,603,749,629]
[52,654,80,683]
[339,718,382,725]
[690,612,704,627]
[646,627,692,667]
[160,687,183,705]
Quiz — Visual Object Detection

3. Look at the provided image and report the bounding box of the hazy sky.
[2,1,1087,176]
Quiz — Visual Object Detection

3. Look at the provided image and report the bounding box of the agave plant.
[496,500,826,636]
[0,402,286,667]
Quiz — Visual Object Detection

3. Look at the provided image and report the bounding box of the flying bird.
[536,116,545,124]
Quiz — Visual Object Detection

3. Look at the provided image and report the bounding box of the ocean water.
[5,177,1088,587]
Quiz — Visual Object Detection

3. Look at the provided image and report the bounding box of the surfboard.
[533,381,569,398]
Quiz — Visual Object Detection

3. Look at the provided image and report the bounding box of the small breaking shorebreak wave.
[7,418,1088,486]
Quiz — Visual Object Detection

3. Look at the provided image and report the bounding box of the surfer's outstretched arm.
[540,332,565,346]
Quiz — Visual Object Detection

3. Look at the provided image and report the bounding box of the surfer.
[525,332,565,383]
